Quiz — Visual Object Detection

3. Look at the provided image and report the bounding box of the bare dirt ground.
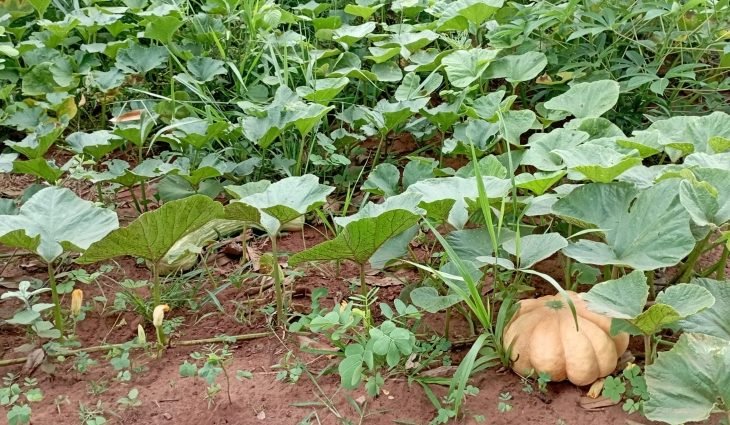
[1,173,726,425]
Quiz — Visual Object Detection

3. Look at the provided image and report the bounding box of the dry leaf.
[617,351,635,370]
[579,395,620,410]
[110,109,142,123]
[21,348,45,376]
[355,395,366,405]
[297,336,338,353]
[246,246,261,271]
[536,73,553,84]
[404,353,419,369]
[587,378,605,399]
[420,365,458,378]
[367,275,405,287]
[222,241,243,257]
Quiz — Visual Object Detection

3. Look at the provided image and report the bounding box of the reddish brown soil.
[1,174,727,425]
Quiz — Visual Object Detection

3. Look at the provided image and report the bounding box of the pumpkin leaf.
[441,48,500,88]
[484,51,547,83]
[555,181,695,270]
[654,283,714,319]
[12,158,64,183]
[225,175,333,236]
[679,168,730,227]
[644,333,730,424]
[678,279,730,339]
[582,270,648,319]
[544,80,620,118]
[406,176,511,229]
[79,195,223,264]
[0,187,119,263]
[115,44,168,75]
[648,111,730,159]
[289,193,423,268]
[632,304,682,335]
[362,163,400,197]
[502,233,568,269]
[552,145,642,183]
[186,57,227,82]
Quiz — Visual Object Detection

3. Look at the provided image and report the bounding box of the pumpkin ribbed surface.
[503,291,629,386]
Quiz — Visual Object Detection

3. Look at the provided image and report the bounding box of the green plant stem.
[222,364,232,405]
[0,332,271,367]
[359,262,367,296]
[151,263,161,306]
[372,135,386,168]
[271,235,285,327]
[717,246,728,280]
[678,233,711,283]
[644,335,654,366]
[564,253,572,291]
[127,187,143,214]
[47,262,64,336]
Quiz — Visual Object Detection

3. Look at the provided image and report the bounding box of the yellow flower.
[152,304,170,328]
[70,289,83,316]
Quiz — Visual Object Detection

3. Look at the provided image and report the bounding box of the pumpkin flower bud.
[70,289,83,316]
[152,304,169,328]
[137,324,147,345]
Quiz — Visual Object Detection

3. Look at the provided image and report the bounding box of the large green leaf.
[226,175,333,236]
[430,0,504,30]
[582,270,648,319]
[502,233,567,269]
[289,210,419,266]
[362,163,400,197]
[655,283,715,318]
[648,111,730,159]
[644,333,730,424]
[679,168,730,227]
[543,80,620,118]
[484,51,547,83]
[441,48,499,88]
[297,77,349,104]
[552,144,642,183]
[290,193,424,267]
[521,128,589,171]
[514,170,566,195]
[332,22,376,46]
[678,279,730,339]
[0,187,119,262]
[5,124,64,159]
[66,130,123,159]
[186,57,227,82]
[115,44,168,75]
[79,195,223,264]
[555,181,695,270]
[406,176,511,229]
[12,158,63,183]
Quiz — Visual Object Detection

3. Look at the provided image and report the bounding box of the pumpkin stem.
[544,299,564,310]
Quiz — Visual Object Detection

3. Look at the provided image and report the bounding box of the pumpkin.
[503,291,629,386]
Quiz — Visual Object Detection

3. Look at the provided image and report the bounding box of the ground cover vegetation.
[0,0,730,423]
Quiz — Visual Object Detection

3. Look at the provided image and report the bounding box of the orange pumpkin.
[503,291,629,386]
